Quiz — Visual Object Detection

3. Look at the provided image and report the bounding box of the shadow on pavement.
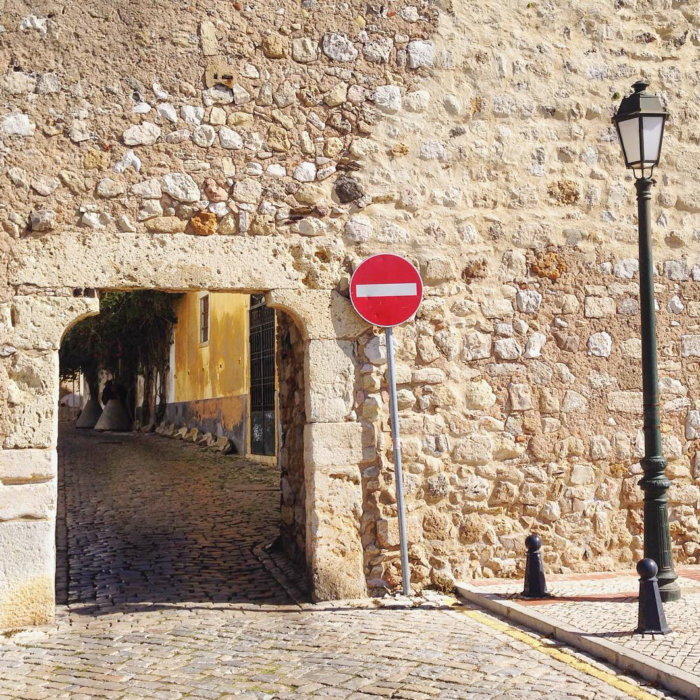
[57,426,309,614]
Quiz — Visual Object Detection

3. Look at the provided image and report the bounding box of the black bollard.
[522,534,550,598]
[636,558,670,634]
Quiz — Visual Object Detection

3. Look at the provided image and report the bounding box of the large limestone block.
[267,289,368,340]
[307,471,363,530]
[304,422,363,468]
[452,435,492,465]
[10,232,301,291]
[0,449,56,483]
[309,548,367,600]
[608,391,643,414]
[0,521,55,629]
[2,352,58,448]
[681,335,700,357]
[464,380,497,410]
[0,481,56,521]
[305,464,365,600]
[668,483,700,505]
[420,257,456,283]
[1,296,98,351]
[377,513,424,546]
[306,340,356,422]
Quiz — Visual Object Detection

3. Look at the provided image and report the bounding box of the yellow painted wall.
[173,292,249,402]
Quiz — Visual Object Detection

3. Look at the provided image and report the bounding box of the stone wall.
[277,311,307,569]
[1,0,700,623]
[0,296,98,628]
[341,1,700,591]
[358,252,700,590]
[0,0,434,259]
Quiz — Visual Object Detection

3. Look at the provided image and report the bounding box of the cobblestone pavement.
[469,568,700,682]
[55,428,301,612]
[0,429,680,699]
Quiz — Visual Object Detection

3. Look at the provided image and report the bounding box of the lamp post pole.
[635,176,680,603]
[613,81,680,603]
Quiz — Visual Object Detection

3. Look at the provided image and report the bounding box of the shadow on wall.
[277,311,307,570]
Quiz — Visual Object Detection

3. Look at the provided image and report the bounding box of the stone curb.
[455,582,700,700]
[252,543,307,607]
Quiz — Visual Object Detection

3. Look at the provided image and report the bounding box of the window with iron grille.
[249,294,276,455]
[199,294,209,344]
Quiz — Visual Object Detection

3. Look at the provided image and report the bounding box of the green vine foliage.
[59,316,103,401]
[60,291,180,417]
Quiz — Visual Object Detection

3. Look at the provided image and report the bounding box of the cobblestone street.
[0,430,680,699]
[55,428,299,612]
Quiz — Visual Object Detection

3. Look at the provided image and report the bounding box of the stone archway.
[1,232,369,628]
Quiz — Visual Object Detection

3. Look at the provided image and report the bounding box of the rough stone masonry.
[0,0,699,627]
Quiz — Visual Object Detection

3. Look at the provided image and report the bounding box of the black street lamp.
[613,81,680,602]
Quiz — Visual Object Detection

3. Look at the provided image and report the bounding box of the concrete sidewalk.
[457,566,700,700]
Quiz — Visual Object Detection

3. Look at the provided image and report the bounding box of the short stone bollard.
[636,558,670,634]
[522,534,550,598]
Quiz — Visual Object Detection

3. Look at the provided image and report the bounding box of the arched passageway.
[2,233,368,629]
[56,292,310,611]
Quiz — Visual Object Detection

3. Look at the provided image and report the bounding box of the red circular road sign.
[350,254,423,327]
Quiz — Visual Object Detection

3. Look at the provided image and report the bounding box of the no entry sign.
[349,253,423,595]
[349,254,423,327]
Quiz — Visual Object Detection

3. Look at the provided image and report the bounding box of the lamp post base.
[658,580,681,603]
[640,459,680,603]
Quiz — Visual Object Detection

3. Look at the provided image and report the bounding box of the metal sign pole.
[385,325,411,596]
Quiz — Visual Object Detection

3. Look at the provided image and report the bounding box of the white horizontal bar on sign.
[355,283,417,298]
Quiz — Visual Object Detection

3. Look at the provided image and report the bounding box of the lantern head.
[613,81,668,178]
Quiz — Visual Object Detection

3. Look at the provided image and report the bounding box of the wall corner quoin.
[268,288,367,599]
[304,422,364,467]
[310,551,368,602]
[0,520,56,630]
[305,339,357,424]
[303,420,366,600]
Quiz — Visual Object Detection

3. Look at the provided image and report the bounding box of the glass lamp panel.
[618,117,641,166]
[642,115,664,165]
